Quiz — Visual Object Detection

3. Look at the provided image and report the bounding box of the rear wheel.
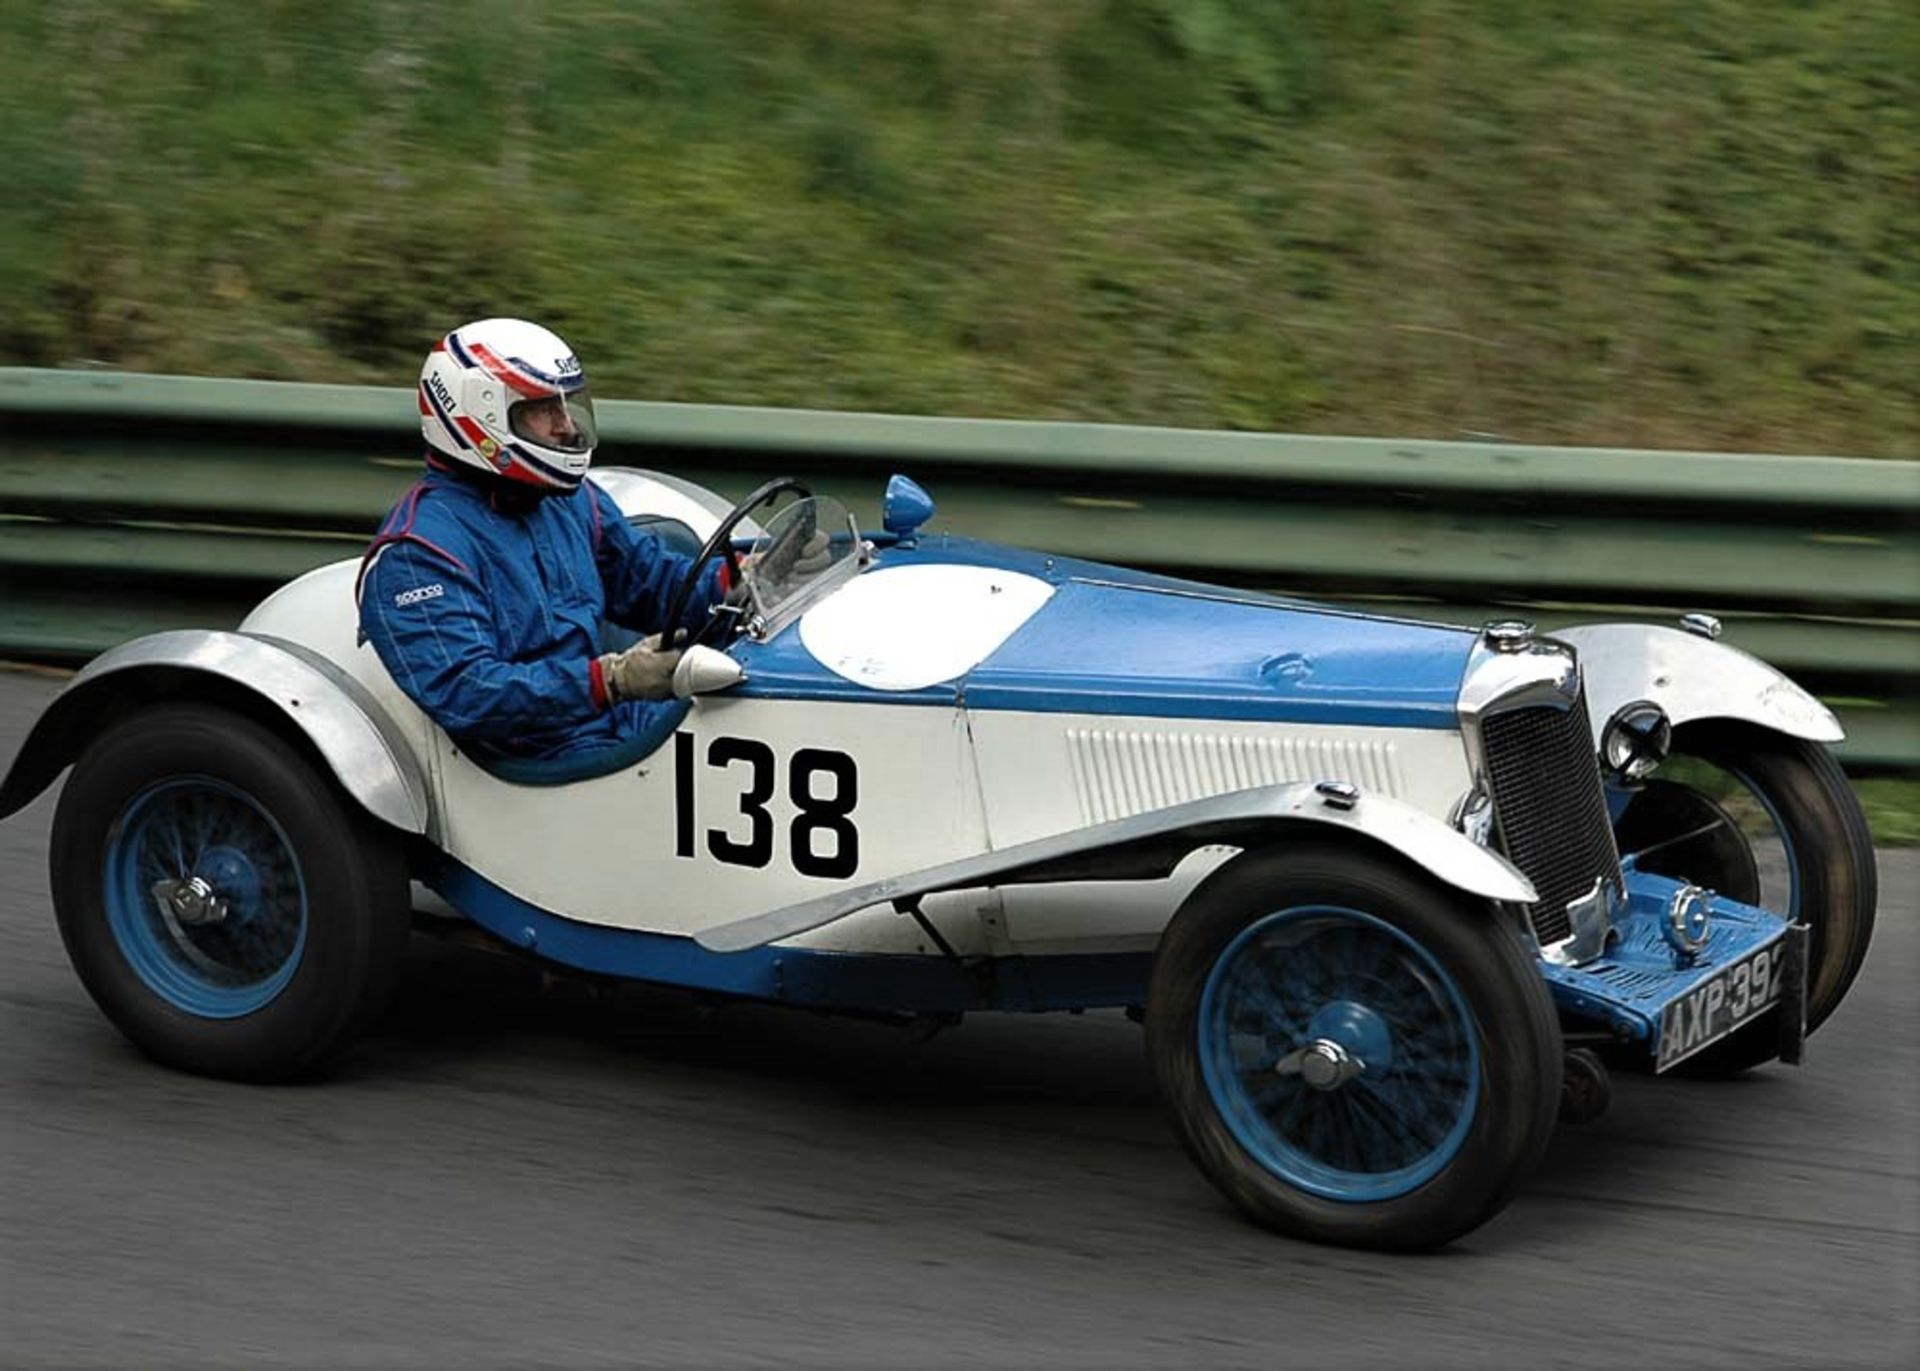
[1615,721,1876,1074]
[1146,844,1561,1250]
[50,703,409,1081]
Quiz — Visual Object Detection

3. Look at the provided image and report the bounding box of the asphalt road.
[0,666,1914,1370]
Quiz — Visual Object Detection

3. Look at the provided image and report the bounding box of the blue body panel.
[1541,867,1794,1055]
[431,848,1790,1066]
[965,578,1471,728]
[728,536,1476,729]
[425,855,1153,1014]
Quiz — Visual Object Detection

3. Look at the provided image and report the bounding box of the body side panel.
[970,708,1477,954]
[432,694,996,947]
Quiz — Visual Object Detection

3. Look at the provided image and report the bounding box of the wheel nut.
[1277,1038,1365,1090]
[1301,1039,1353,1089]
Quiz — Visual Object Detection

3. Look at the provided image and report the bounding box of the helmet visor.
[507,389,597,454]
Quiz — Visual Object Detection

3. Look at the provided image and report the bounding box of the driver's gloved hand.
[598,634,682,703]
[790,530,833,576]
[760,530,833,582]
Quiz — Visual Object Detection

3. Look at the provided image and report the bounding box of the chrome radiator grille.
[1480,690,1622,947]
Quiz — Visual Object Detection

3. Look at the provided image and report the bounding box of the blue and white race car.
[0,473,1878,1250]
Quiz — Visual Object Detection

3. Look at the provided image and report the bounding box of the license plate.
[1655,938,1792,1072]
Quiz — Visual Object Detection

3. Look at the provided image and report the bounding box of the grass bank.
[2,0,1914,452]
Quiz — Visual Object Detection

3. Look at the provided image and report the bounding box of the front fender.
[697,782,1535,953]
[0,630,432,835]
[1556,623,1843,747]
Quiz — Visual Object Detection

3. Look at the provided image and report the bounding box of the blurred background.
[2,0,1914,452]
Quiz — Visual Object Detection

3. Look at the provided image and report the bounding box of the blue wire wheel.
[1197,905,1481,1202]
[101,777,309,1018]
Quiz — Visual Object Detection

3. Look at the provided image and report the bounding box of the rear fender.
[0,630,432,836]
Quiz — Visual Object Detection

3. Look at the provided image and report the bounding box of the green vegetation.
[3,0,1915,452]
[1857,778,1920,847]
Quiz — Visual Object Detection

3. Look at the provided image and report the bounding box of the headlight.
[1602,700,1671,781]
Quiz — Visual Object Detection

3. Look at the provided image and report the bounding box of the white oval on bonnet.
[799,564,1055,691]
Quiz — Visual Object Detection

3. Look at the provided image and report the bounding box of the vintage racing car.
[0,472,1878,1250]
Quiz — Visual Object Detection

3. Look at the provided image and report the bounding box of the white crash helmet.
[417,318,598,491]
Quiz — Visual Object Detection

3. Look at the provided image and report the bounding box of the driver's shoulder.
[540,479,625,552]
[364,484,498,584]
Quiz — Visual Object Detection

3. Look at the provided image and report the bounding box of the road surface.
[1,667,1913,1368]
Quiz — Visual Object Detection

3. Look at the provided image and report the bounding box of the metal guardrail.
[3,367,1916,768]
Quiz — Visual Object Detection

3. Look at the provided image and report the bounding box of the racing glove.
[790,530,834,576]
[756,529,834,582]
[597,635,682,703]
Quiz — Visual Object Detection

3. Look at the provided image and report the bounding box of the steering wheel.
[659,477,814,646]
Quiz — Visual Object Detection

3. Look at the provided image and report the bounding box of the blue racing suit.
[357,465,725,760]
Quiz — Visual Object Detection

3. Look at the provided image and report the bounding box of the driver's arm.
[588,484,729,637]
[359,538,607,741]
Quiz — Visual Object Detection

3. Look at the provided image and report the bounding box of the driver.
[356,318,730,761]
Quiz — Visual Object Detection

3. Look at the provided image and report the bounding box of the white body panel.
[241,561,444,832]
[971,710,1475,954]
[586,468,740,541]
[970,712,1472,846]
[432,695,999,953]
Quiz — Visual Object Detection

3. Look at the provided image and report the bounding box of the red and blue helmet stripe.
[499,440,582,487]
[456,335,584,398]
[419,378,471,452]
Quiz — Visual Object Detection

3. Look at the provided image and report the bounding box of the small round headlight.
[1603,700,1671,781]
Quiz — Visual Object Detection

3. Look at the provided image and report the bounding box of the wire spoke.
[1347,1078,1434,1162]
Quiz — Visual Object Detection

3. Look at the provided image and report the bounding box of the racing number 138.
[673,732,859,878]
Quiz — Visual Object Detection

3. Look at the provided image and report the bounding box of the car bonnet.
[960,576,1477,730]
[729,538,1477,730]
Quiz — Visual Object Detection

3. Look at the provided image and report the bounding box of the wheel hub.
[197,844,264,924]
[152,875,229,928]
[1273,1000,1394,1091]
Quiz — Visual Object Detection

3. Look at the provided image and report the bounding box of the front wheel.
[1614,721,1877,1074]
[1146,844,1562,1251]
[50,703,410,1081]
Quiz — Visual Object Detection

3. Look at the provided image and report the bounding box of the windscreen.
[742,495,862,629]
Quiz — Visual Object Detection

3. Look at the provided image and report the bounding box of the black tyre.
[1614,721,1877,1074]
[1146,843,1562,1251]
[49,703,410,1081]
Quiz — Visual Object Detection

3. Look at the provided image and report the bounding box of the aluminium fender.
[1556,623,1843,748]
[697,782,1535,953]
[0,630,431,835]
